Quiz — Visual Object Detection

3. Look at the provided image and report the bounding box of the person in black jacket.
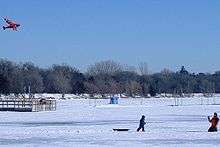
[137,115,146,132]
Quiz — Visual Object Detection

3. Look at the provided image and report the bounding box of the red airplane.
[3,18,20,31]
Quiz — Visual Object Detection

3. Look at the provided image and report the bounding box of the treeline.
[0,59,220,97]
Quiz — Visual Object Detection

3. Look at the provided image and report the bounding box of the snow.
[0,97,220,146]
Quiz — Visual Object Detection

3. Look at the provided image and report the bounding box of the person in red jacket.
[208,112,219,132]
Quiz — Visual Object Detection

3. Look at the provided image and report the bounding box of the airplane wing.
[4,18,15,25]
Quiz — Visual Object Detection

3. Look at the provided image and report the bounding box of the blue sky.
[1,0,220,73]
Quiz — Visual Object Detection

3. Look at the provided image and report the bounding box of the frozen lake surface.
[0,98,220,147]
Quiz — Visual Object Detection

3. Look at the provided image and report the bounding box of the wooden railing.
[0,99,56,112]
[32,99,56,112]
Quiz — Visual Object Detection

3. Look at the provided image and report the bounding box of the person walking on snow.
[208,112,219,132]
[137,115,146,132]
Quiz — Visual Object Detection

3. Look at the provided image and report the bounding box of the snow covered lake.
[0,98,220,147]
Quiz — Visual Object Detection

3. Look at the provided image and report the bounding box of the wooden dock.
[0,99,56,112]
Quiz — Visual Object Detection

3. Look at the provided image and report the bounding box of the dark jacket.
[139,117,146,127]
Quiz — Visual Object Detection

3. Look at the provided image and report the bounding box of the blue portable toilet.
[110,96,119,104]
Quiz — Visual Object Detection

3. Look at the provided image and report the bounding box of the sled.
[113,128,130,131]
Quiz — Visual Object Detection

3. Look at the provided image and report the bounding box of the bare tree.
[87,60,123,76]
[123,64,136,72]
[43,64,78,98]
[84,82,99,97]
[0,59,24,94]
[109,81,124,96]
[86,60,123,97]
[161,68,173,76]
[125,81,142,97]
[138,62,149,75]
[21,62,44,94]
